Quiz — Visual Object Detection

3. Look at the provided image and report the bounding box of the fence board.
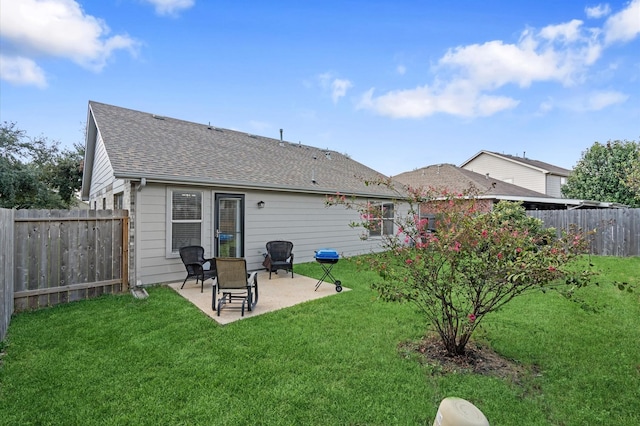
[0,208,15,342]
[527,208,640,257]
[12,209,129,311]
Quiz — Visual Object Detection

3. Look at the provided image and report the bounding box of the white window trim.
[165,187,205,257]
[368,201,394,238]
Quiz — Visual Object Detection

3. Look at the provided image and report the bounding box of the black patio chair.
[213,257,258,317]
[179,245,216,292]
[264,240,294,279]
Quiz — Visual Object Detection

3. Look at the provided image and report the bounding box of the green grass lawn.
[1,256,639,425]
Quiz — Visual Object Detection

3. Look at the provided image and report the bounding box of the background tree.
[328,185,594,357]
[0,121,84,209]
[562,140,640,207]
[623,149,640,200]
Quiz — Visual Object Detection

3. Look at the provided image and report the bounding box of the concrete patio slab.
[167,271,348,325]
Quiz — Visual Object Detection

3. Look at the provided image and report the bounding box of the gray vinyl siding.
[463,155,546,194]
[133,184,394,285]
[89,133,114,203]
[88,133,130,210]
[546,174,564,198]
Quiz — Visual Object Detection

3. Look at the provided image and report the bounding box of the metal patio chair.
[213,257,258,317]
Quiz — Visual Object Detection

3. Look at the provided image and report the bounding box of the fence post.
[0,208,15,342]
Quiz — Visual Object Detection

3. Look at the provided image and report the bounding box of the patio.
[168,270,348,325]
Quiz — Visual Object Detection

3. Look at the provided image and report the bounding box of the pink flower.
[516,247,522,253]
[450,241,461,252]
[405,259,413,265]
[497,252,503,259]
[548,266,557,272]
[481,229,488,238]
[468,314,476,322]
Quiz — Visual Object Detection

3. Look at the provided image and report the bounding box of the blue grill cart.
[314,249,342,292]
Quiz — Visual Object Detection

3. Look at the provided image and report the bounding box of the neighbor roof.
[393,163,626,209]
[85,101,400,198]
[393,163,551,198]
[460,150,572,176]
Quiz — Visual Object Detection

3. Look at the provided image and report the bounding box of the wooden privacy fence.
[1,208,14,342]
[12,209,129,312]
[527,208,640,257]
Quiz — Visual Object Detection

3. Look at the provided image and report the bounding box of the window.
[114,192,124,210]
[170,190,203,253]
[418,212,437,233]
[102,198,106,210]
[368,202,394,237]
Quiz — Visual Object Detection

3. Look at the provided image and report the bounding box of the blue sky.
[1,0,638,176]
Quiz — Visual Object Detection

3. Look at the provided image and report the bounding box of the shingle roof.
[88,101,399,198]
[462,150,572,176]
[393,163,551,198]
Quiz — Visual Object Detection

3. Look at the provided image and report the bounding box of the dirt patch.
[399,335,539,384]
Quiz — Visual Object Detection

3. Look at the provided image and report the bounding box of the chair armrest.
[247,271,258,286]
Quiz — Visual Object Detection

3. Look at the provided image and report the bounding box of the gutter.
[114,172,404,200]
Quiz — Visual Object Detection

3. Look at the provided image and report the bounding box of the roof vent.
[279,129,285,146]
[325,151,331,160]
[152,114,165,120]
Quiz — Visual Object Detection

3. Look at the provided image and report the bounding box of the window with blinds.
[171,190,202,252]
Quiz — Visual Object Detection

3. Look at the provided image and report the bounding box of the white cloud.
[318,73,353,103]
[359,0,638,119]
[585,4,611,19]
[142,0,195,16]
[584,90,629,110]
[603,0,640,44]
[0,55,47,88]
[357,81,519,118]
[539,19,584,43]
[331,78,353,103]
[537,98,555,115]
[0,0,139,86]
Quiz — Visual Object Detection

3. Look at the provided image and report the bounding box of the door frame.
[213,193,245,257]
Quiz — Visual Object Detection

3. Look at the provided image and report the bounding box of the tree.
[327,184,594,356]
[624,152,640,200]
[0,121,84,209]
[562,140,640,207]
[42,142,85,206]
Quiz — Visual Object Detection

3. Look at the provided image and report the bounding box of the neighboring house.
[460,150,572,198]
[393,163,627,211]
[81,101,403,286]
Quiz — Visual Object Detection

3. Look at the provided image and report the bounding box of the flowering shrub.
[327,183,595,356]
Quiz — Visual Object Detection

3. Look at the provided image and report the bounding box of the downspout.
[137,177,146,192]
[134,178,146,287]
